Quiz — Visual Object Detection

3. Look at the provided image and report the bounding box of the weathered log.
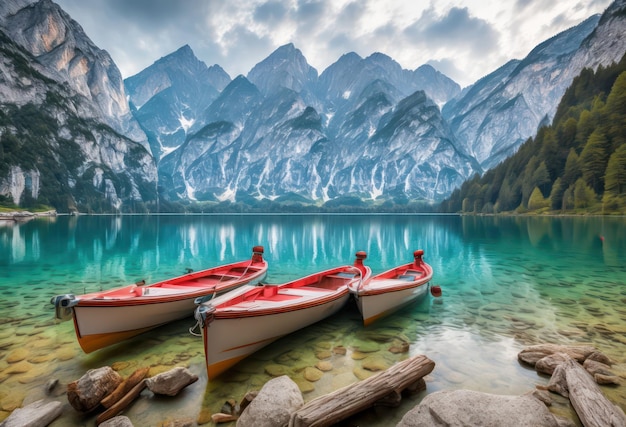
[96,379,147,425]
[548,356,626,427]
[518,344,597,366]
[101,367,149,408]
[289,354,435,427]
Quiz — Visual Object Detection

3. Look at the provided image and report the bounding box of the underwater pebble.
[315,350,332,360]
[351,351,368,360]
[304,367,323,382]
[294,377,315,393]
[353,366,374,381]
[56,348,76,361]
[362,356,390,372]
[332,346,347,355]
[315,361,333,372]
[5,349,28,364]
[264,364,288,377]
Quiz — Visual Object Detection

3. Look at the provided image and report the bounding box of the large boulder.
[237,375,303,427]
[397,390,571,427]
[67,367,122,412]
[145,366,198,396]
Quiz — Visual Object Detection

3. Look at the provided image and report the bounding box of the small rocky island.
[1,343,624,427]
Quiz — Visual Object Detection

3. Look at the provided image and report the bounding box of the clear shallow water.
[0,214,625,426]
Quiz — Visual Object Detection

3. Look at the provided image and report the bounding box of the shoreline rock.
[0,210,57,222]
[397,390,572,427]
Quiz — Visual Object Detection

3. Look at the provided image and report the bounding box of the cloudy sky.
[54,0,612,88]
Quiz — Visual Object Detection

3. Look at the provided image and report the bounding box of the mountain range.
[1,0,625,212]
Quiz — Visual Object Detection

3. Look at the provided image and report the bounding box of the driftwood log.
[548,356,626,427]
[101,367,150,408]
[289,354,435,427]
[96,379,147,425]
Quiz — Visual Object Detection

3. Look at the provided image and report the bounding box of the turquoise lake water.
[1,214,625,426]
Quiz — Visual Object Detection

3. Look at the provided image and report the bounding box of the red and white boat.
[51,246,268,353]
[194,251,371,380]
[349,249,434,326]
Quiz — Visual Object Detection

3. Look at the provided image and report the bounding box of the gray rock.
[586,351,612,366]
[145,366,198,396]
[236,375,303,427]
[396,390,567,427]
[536,353,571,375]
[67,366,122,412]
[99,415,134,427]
[0,399,63,427]
[518,344,597,366]
[582,359,614,377]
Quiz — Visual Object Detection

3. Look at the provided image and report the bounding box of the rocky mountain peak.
[247,43,318,96]
[0,0,149,150]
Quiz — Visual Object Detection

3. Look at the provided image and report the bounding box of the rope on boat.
[188,319,202,337]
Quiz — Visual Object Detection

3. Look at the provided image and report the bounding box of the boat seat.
[326,272,357,279]
[140,285,205,296]
[404,270,424,276]
[222,301,261,311]
[279,288,332,296]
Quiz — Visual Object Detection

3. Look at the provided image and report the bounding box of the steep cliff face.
[0,2,157,212]
[3,0,625,211]
[153,49,473,204]
[141,43,468,205]
[444,1,626,172]
[0,0,149,151]
[566,0,626,81]
[443,15,603,170]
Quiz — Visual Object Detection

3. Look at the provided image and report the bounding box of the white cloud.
[54,0,613,87]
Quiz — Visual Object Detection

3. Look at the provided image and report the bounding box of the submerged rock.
[99,415,134,427]
[145,366,198,396]
[397,390,569,427]
[0,399,63,427]
[236,375,303,427]
[303,367,323,382]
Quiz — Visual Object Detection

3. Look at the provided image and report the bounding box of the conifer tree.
[549,177,565,211]
[603,144,626,209]
[574,178,597,209]
[528,187,547,210]
[604,72,626,151]
[563,148,581,187]
[580,130,609,194]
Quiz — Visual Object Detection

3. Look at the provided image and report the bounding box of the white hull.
[355,281,429,326]
[74,298,196,336]
[54,248,268,353]
[202,294,350,378]
[349,250,433,326]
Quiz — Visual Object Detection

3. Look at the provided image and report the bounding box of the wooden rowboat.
[194,251,371,380]
[51,246,268,353]
[348,249,434,326]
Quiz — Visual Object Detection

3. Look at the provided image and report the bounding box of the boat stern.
[50,294,77,321]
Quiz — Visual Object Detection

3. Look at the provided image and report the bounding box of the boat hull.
[197,261,371,379]
[202,294,350,379]
[349,251,433,326]
[73,297,206,353]
[54,248,268,353]
[354,281,430,326]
